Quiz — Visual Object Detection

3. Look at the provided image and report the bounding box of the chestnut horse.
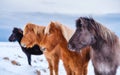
[21,23,45,48]
[21,23,60,75]
[40,21,90,75]
[68,17,120,75]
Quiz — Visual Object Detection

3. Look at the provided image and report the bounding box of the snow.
[0,42,120,75]
[0,42,65,75]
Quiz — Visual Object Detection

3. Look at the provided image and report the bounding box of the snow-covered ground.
[0,42,120,75]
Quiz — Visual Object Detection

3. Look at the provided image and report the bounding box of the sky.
[0,0,120,15]
[0,0,120,42]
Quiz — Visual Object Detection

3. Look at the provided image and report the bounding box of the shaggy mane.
[58,22,75,42]
[44,21,75,42]
[23,23,45,35]
[79,17,118,46]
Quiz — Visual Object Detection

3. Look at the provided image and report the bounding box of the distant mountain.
[0,12,120,41]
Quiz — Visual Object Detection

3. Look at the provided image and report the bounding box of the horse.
[21,22,90,75]
[40,21,90,75]
[21,23,45,48]
[9,27,43,65]
[20,23,60,75]
[21,23,64,75]
[68,17,120,75]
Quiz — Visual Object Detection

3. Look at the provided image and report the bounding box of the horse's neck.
[92,37,117,53]
[60,39,67,48]
[59,25,74,51]
[17,34,23,43]
[59,41,70,57]
[59,35,70,54]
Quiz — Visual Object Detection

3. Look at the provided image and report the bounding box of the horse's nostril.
[21,43,26,48]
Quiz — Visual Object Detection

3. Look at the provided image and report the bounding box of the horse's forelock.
[23,23,38,35]
[34,25,45,35]
[76,17,92,28]
[85,18,97,34]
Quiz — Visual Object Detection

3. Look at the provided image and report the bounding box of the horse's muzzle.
[40,47,46,52]
[21,43,26,48]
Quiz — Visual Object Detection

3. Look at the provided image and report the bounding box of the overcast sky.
[0,0,120,15]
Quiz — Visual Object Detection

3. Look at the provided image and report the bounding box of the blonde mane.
[44,21,75,42]
[23,23,45,35]
[55,22,75,42]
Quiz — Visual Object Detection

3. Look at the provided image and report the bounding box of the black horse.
[9,27,43,65]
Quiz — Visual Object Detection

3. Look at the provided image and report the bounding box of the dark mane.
[77,17,118,47]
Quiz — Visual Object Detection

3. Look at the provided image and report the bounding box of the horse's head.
[21,23,45,48]
[40,21,63,52]
[9,27,23,42]
[68,17,96,52]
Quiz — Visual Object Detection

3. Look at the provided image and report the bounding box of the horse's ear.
[44,21,55,34]
[76,18,83,28]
